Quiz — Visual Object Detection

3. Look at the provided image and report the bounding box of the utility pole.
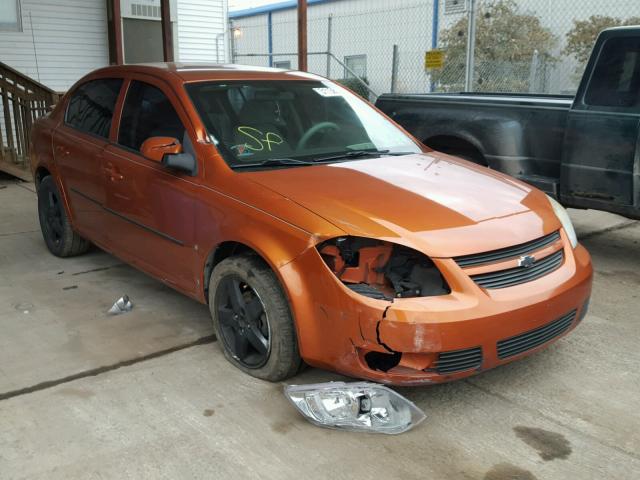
[297,0,308,71]
[161,0,174,62]
[464,0,476,92]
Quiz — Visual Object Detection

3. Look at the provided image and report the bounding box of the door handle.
[103,163,124,181]
[55,145,70,156]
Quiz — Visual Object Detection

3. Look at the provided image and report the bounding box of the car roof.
[89,62,322,83]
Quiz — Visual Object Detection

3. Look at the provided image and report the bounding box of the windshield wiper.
[231,150,415,169]
[312,150,412,163]
[231,157,315,169]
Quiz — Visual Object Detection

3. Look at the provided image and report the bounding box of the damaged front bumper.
[279,232,593,386]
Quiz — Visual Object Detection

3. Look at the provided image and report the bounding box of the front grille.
[454,231,561,268]
[497,310,577,359]
[470,250,564,289]
[434,346,482,374]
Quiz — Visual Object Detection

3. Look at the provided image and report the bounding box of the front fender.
[195,184,343,302]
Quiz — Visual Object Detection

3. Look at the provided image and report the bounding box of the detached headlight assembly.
[317,236,450,300]
[546,195,578,248]
[285,382,426,434]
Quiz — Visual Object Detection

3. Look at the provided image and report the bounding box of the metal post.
[297,0,308,71]
[528,49,539,93]
[464,0,476,92]
[431,0,439,49]
[430,0,439,92]
[326,14,333,77]
[229,21,236,64]
[215,33,224,64]
[267,12,273,67]
[391,44,399,93]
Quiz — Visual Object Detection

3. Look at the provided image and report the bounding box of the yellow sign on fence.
[424,49,444,70]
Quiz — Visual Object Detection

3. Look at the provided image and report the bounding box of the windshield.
[185,79,422,168]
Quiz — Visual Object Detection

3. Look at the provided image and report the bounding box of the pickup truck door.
[560,33,640,209]
[102,77,200,296]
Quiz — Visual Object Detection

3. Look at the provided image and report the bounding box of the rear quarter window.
[65,78,123,138]
[584,36,640,109]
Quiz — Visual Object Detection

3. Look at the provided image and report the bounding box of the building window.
[344,55,367,79]
[0,0,21,31]
[273,60,291,70]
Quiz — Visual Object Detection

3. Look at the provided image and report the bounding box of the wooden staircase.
[0,62,60,181]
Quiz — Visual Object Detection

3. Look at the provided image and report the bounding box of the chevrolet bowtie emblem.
[517,255,536,268]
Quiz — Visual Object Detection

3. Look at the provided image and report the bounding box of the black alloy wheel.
[215,275,271,368]
[42,188,64,248]
[37,176,90,257]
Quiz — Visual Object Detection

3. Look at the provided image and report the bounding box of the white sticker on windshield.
[313,87,342,97]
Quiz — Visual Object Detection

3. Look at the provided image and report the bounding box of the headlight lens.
[285,382,426,434]
[547,194,577,248]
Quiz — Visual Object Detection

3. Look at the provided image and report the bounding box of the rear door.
[561,31,640,209]
[101,77,200,295]
[53,78,123,240]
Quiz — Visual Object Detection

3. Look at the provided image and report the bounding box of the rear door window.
[65,78,123,138]
[584,36,640,109]
[118,80,186,151]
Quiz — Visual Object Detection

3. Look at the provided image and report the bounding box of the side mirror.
[140,136,182,163]
[162,151,197,176]
[140,136,197,176]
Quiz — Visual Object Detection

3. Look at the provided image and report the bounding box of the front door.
[561,34,640,209]
[102,78,200,295]
[53,78,123,240]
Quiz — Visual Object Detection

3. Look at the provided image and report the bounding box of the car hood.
[243,152,561,257]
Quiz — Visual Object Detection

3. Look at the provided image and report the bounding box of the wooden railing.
[0,61,60,181]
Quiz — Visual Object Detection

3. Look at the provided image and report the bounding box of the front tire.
[208,254,302,381]
[37,176,90,257]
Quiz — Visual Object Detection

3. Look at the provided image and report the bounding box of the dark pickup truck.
[376,26,640,220]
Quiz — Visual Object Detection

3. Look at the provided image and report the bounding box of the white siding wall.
[0,0,109,92]
[177,0,229,63]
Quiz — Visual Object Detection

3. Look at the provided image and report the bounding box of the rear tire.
[208,254,302,382]
[37,176,90,257]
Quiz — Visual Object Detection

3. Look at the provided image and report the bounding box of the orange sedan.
[30,64,592,385]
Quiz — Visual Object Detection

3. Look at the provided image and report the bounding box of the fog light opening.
[364,350,402,372]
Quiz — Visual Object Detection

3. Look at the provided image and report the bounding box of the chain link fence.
[230,0,640,98]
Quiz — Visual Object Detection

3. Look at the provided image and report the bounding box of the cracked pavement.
[0,175,639,479]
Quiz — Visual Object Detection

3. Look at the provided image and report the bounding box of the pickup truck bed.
[375,27,640,220]
[376,93,574,195]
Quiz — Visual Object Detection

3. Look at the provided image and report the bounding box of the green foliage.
[433,0,557,92]
[336,77,370,99]
[564,15,640,68]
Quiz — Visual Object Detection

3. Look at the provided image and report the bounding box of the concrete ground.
[0,173,638,480]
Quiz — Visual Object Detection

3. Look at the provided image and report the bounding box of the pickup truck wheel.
[208,254,302,381]
[37,176,91,257]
